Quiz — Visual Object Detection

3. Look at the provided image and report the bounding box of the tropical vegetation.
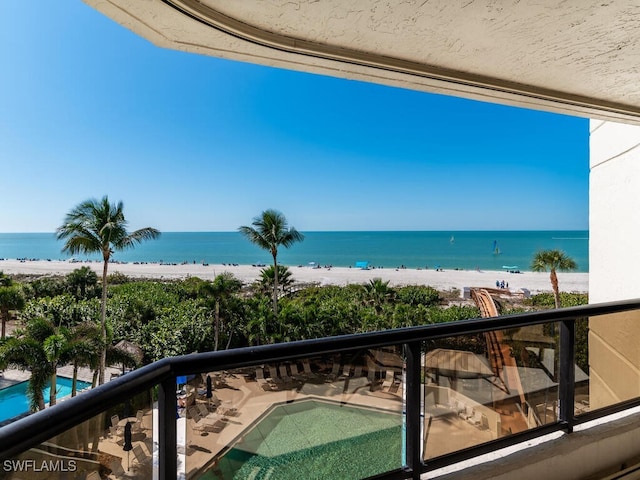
[0,258,589,414]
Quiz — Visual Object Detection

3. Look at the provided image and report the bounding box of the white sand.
[0,259,588,294]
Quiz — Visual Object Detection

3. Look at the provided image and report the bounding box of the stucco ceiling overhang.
[85,0,640,124]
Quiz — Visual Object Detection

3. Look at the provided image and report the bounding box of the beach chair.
[256,367,275,391]
[86,471,101,480]
[109,458,126,478]
[327,361,341,380]
[197,402,218,419]
[382,370,395,391]
[278,364,292,382]
[211,418,228,433]
[111,414,120,428]
[302,359,313,376]
[132,445,150,465]
[188,406,216,426]
[292,362,305,379]
[110,414,123,435]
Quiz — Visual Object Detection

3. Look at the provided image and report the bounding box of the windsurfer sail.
[492,240,501,255]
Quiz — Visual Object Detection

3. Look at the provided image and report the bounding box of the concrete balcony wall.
[589,120,640,304]
[589,120,640,410]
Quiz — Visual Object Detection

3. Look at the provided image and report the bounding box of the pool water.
[201,399,402,480]
[0,377,92,423]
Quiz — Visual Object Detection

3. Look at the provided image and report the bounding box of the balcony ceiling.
[85,0,640,123]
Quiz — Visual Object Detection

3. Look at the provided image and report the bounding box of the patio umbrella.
[113,340,144,374]
[123,422,133,471]
[206,375,213,399]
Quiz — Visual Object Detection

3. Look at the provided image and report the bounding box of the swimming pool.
[200,399,402,480]
[0,377,92,423]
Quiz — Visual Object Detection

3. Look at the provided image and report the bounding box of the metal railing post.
[405,341,422,479]
[159,377,178,480]
[559,318,576,433]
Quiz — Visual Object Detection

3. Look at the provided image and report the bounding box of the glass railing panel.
[1,390,154,480]
[423,324,560,460]
[184,346,404,479]
[587,309,640,412]
[574,317,591,416]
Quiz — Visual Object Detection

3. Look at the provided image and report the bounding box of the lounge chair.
[110,415,123,436]
[86,471,101,480]
[256,367,276,391]
[302,359,314,376]
[292,362,306,379]
[132,445,150,465]
[109,458,126,478]
[327,362,341,380]
[278,364,292,382]
[197,402,217,420]
[382,370,395,391]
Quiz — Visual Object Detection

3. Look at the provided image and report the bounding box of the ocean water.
[0,231,589,272]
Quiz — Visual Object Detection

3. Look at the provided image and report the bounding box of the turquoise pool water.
[200,399,402,480]
[0,377,92,423]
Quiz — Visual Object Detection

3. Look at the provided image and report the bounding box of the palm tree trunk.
[550,269,560,309]
[214,301,220,351]
[0,308,6,339]
[50,370,57,407]
[272,253,279,316]
[99,259,108,385]
[72,362,78,397]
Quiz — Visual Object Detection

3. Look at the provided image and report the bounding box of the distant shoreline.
[0,259,589,294]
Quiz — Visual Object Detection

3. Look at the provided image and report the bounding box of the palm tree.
[531,249,577,308]
[362,278,395,315]
[56,196,160,384]
[199,273,243,351]
[238,209,304,315]
[0,318,75,410]
[258,265,294,296]
[66,266,98,299]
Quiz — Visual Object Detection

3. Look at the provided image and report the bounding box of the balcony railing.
[1,299,640,480]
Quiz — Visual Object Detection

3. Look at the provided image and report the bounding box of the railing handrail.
[1,298,639,464]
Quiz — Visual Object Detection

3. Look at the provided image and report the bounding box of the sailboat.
[450,235,455,244]
[492,240,501,255]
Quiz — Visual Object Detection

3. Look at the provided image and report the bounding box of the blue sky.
[0,1,589,233]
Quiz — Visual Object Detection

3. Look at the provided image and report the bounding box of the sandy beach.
[0,259,588,295]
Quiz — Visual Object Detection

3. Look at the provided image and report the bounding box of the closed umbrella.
[123,422,133,471]
[206,375,213,399]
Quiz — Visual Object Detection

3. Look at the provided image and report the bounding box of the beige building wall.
[589,120,640,408]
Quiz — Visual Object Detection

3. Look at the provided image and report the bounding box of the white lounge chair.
[382,370,395,391]
[278,364,292,382]
[302,359,313,376]
[132,445,150,465]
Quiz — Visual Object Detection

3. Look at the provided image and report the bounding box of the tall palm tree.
[56,196,160,384]
[239,209,304,315]
[531,249,577,308]
[199,273,243,351]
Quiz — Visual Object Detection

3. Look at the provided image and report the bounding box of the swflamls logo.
[3,459,77,472]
